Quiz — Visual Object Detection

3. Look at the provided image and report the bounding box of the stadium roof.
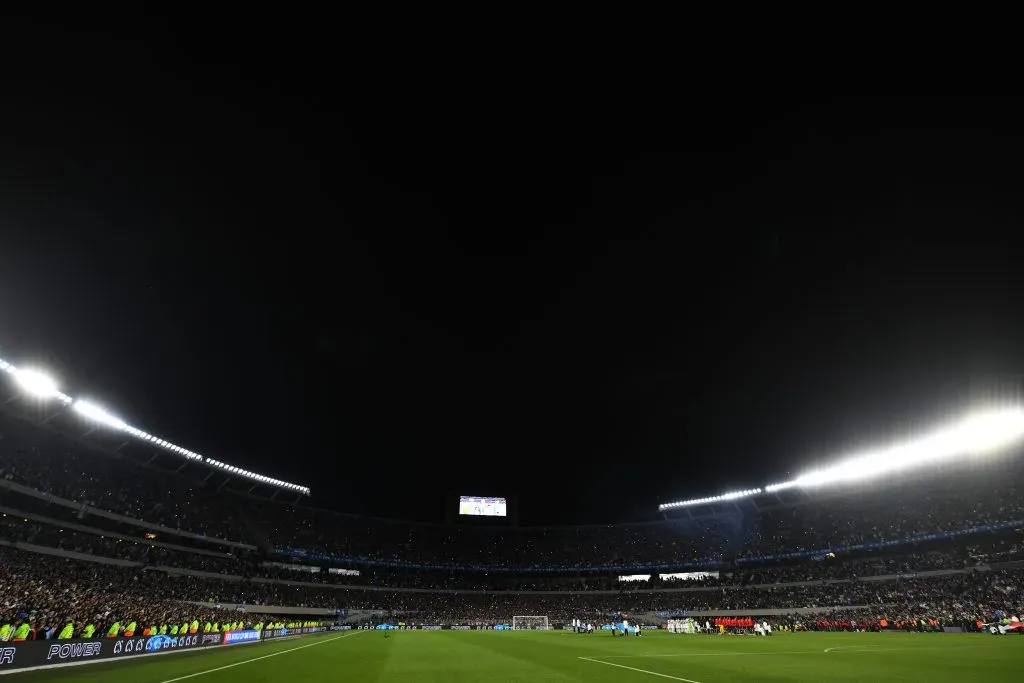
[659,406,1024,511]
[0,355,310,496]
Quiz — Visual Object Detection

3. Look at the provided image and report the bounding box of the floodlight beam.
[659,407,1024,512]
[14,369,60,398]
[2,356,310,494]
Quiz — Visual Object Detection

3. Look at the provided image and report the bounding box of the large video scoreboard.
[458,495,507,517]
[446,493,518,526]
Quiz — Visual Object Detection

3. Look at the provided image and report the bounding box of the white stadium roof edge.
[658,405,1024,511]
[0,356,311,496]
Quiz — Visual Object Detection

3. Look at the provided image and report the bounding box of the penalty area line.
[579,656,703,682]
[158,631,363,683]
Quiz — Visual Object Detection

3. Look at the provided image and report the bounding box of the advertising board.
[0,633,221,672]
[223,630,261,645]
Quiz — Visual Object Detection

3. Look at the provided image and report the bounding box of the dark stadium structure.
[2,367,1024,643]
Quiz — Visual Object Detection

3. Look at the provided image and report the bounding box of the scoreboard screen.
[458,495,507,517]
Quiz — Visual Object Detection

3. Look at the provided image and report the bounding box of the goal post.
[512,616,549,630]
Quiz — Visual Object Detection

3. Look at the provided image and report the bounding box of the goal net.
[512,615,549,630]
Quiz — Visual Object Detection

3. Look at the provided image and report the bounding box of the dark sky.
[3,22,1024,524]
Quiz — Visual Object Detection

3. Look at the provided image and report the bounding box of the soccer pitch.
[8,630,1020,682]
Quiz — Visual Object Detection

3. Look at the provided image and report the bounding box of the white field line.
[579,656,703,682]
[823,645,985,655]
[824,645,880,653]
[598,643,985,660]
[158,631,363,683]
[600,650,819,658]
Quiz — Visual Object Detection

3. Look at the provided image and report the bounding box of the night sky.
[3,24,1024,524]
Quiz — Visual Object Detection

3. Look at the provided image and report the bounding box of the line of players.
[667,618,773,635]
[571,618,643,636]
[571,619,591,633]
[611,618,641,636]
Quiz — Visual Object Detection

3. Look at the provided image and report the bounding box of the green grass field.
[10,629,1021,682]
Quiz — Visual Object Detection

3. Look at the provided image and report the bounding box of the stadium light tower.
[785,406,1024,490]
[14,369,60,398]
[1,353,311,496]
[73,400,129,431]
[663,406,1024,511]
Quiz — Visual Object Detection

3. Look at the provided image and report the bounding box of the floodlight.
[791,407,1024,489]
[14,369,60,398]
[658,487,763,510]
[74,400,128,430]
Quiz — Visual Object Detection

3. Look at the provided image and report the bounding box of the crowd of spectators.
[0,516,254,575]
[8,507,1006,594]
[2,523,1023,635]
[0,547,273,641]
[0,414,249,542]
[4,402,1024,641]
[5,411,1024,573]
[6,537,1021,627]
[352,568,1024,629]
[741,475,1024,559]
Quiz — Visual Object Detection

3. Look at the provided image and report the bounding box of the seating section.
[2,409,1024,635]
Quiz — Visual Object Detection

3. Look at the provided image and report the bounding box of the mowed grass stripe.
[375,630,584,681]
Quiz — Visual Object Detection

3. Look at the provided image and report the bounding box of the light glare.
[793,408,1024,488]
[14,369,60,398]
[659,487,763,510]
[666,407,1024,510]
[3,357,307,493]
[74,401,128,430]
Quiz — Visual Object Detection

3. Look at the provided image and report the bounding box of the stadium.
[0,356,1022,681]
[5,60,1024,682]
